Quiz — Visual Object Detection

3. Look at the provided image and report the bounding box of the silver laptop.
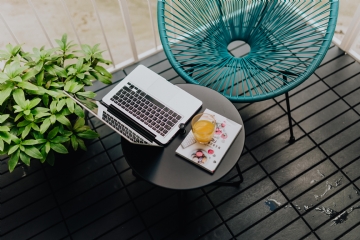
[64,65,202,147]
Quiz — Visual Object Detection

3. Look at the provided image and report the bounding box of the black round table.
[121,84,245,190]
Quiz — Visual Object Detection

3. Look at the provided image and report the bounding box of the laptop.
[64,65,202,147]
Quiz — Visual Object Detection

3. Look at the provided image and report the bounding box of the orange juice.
[192,120,215,143]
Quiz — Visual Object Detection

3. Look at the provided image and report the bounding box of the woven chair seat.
[158,0,339,102]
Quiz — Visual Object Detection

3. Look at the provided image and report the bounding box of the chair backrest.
[158,0,339,102]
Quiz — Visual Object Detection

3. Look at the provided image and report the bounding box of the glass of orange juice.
[191,113,216,144]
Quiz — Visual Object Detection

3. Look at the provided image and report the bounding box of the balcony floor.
[1,43,360,240]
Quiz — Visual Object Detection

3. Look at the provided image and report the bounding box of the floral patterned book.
[175,109,242,174]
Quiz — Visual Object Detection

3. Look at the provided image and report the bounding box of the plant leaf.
[94,65,112,78]
[42,94,49,107]
[31,122,40,131]
[24,112,34,121]
[0,126,10,131]
[0,114,10,123]
[56,99,66,112]
[73,117,85,130]
[50,82,64,88]
[24,146,43,159]
[32,131,44,140]
[13,89,27,109]
[0,131,12,144]
[76,91,96,98]
[66,98,75,113]
[36,70,44,85]
[15,113,23,122]
[64,81,72,92]
[74,126,90,132]
[22,139,47,145]
[50,114,56,124]
[79,99,97,110]
[0,71,10,83]
[47,127,59,140]
[55,39,64,49]
[61,33,67,44]
[11,134,21,144]
[17,81,39,91]
[90,71,112,85]
[22,124,32,139]
[75,58,84,70]
[34,60,44,72]
[19,152,31,166]
[74,104,85,118]
[40,118,51,134]
[16,120,31,127]
[50,142,68,154]
[81,44,92,55]
[0,138,3,152]
[33,107,50,113]
[56,114,71,128]
[34,112,51,119]
[44,65,57,76]
[76,73,84,79]
[71,135,78,151]
[77,138,87,151]
[0,88,13,106]
[45,90,60,98]
[28,98,41,109]
[53,65,67,78]
[60,108,71,116]
[8,144,19,155]
[45,141,51,153]
[21,69,38,81]
[77,129,99,139]
[97,58,112,65]
[39,147,46,163]
[8,149,20,172]
[50,100,57,113]
[61,130,72,138]
[51,136,69,143]
[71,83,84,93]
[12,76,23,82]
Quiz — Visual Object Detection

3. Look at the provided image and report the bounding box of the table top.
[121,84,245,190]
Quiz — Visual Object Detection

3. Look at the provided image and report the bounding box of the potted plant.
[0,34,112,172]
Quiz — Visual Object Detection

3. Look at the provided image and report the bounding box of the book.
[175,109,242,173]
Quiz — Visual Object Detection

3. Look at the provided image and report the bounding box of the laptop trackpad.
[146,78,178,102]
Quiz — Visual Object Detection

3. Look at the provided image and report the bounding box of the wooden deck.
[1,43,360,240]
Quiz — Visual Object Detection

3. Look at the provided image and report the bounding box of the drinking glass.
[191,113,216,144]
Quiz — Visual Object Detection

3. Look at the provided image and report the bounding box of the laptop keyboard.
[110,82,182,136]
[102,112,149,144]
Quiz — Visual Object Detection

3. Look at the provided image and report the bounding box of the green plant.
[0,34,112,172]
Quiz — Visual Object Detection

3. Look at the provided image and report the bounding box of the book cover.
[175,109,242,173]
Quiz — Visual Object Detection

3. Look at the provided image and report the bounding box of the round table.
[121,84,245,190]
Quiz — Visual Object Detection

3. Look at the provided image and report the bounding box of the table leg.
[212,162,244,187]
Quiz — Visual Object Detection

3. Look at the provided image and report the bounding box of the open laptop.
[64,65,202,147]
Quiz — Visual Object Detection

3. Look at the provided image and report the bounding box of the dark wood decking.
[1,43,360,240]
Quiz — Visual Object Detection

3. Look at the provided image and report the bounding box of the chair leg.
[285,91,296,144]
[282,74,296,144]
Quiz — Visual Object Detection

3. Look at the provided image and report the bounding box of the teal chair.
[158,0,339,143]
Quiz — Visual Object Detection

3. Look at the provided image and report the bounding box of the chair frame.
[158,0,339,143]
